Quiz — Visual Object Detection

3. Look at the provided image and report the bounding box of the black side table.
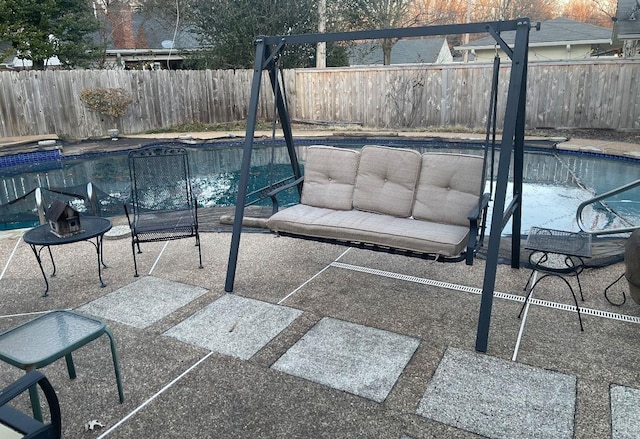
[518,226,592,330]
[23,217,112,296]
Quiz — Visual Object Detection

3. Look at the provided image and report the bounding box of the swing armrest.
[468,193,491,221]
[267,176,305,214]
[466,193,490,265]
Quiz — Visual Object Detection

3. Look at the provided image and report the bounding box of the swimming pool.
[0,137,638,235]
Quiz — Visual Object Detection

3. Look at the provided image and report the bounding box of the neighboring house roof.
[99,13,200,50]
[614,0,640,39]
[348,38,452,65]
[98,12,202,67]
[456,17,613,50]
[126,15,200,51]
[2,11,201,69]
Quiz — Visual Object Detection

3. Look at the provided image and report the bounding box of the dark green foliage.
[141,0,351,69]
[0,0,102,69]
[326,42,349,67]
[191,0,320,68]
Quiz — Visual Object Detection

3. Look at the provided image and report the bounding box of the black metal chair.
[0,371,61,438]
[124,145,203,277]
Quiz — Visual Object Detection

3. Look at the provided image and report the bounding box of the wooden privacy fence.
[0,69,279,139]
[1,59,639,139]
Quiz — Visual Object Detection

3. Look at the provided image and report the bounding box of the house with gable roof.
[96,4,201,70]
[455,17,620,63]
[348,37,453,66]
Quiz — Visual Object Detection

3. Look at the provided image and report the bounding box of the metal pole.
[268,51,302,187]
[225,39,267,293]
[475,19,530,353]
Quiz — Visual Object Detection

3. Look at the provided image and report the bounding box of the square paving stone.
[416,347,576,439]
[611,384,640,439]
[164,294,302,360]
[78,276,207,329]
[272,317,420,403]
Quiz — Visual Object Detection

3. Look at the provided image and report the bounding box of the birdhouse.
[46,199,82,238]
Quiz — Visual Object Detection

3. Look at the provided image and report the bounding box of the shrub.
[80,88,133,118]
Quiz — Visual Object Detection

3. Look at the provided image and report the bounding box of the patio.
[0,215,638,438]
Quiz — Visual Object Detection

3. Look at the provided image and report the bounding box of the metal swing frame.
[224,19,535,353]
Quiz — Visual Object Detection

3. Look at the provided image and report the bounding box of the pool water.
[0,139,638,235]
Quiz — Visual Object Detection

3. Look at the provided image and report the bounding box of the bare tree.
[562,0,616,26]
[472,0,555,21]
[343,0,421,65]
[412,0,467,25]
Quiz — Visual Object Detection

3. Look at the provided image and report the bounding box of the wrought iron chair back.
[125,145,203,276]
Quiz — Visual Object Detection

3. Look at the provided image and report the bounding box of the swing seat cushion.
[413,153,484,227]
[267,145,485,258]
[300,146,360,211]
[268,205,471,256]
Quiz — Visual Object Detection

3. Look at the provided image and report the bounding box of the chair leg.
[519,273,584,331]
[575,272,585,301]
[196,232,203,269]
[65,353,77,379]
[604,272,626,306]
[104,328,125,404]
[131,240,139,277]
[567,282,584,332]
[518,275,536,319]
[24,366,43,422]
[523,269,536,292]
[552,274,584,331]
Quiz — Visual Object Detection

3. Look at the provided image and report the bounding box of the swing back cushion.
[353,145,422,217]
[300,146,359,210]
[413,153,484,227]
[267,145,484,258]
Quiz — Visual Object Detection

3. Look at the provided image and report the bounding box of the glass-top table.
[0,310,124,421]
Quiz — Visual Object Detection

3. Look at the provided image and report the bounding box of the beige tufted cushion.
[300,145,360,211]
[353,145,422,217]
[412,153,484,226]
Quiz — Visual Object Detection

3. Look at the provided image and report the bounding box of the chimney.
[109,2,135,49]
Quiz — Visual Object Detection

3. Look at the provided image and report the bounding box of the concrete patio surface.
[0,223,638,438]
[0,131,639,438]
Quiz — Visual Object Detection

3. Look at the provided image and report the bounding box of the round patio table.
[23,217,112,296]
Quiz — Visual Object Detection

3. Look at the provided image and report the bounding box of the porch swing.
[224,19,536,353]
